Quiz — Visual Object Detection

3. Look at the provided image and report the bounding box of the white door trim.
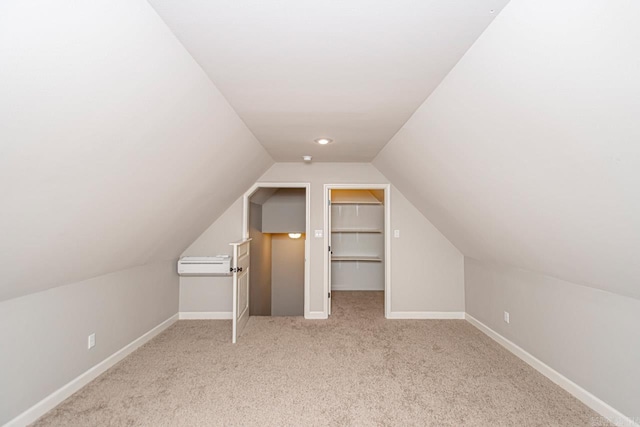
[243,182,311,318]
[323,184,391,318]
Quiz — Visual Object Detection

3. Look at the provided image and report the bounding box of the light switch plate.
[394,229,400,238]
[314,229,323,238]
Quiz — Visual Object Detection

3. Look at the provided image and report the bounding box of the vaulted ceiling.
[147,0,509,161]
[0,0,273,301]
[2,0,638,304]
[147,0,640,299]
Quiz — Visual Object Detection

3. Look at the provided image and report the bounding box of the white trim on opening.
[323,184,391,318]
[243,182,311,318]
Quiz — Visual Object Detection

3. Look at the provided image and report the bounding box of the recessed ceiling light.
[315,138,333,145]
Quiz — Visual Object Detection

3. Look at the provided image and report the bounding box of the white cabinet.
[330,190,384,291]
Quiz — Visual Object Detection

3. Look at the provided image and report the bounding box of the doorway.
[243,183,310,317]
[324,184,391,318]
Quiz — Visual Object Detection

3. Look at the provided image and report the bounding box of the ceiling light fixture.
[315,138,333,145]
[302,155,312,162]
[288,233,302,239]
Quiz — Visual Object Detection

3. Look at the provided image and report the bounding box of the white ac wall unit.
[177,256,231,276]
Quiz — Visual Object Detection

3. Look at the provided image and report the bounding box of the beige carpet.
[33,292,604,426]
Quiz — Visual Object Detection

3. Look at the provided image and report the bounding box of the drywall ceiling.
[374,0,640,299]
[147,0,510,162]
[0,0,273,301]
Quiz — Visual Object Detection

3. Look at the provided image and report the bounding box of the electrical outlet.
[88,333,95,349]
[394,229,400,238]
[503,311,510,324]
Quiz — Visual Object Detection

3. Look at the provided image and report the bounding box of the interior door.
[230,239,251,343]
[327,188,332,316]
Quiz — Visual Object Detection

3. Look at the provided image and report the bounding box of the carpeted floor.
[33,292,604,426]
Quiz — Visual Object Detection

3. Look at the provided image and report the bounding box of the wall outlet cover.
[88,333,96,349]
[503,311,510,324]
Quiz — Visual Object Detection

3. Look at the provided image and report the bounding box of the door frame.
[323,184,391,318]
[242,182,311,318]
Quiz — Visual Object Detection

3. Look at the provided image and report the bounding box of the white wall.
[0,0,273,302]
[179,163,464,316]
[261,163,464,314]
[391,189,464,312]
[465,258,640,420]
[373,0,640,300]
[179,199,243,313]
[0,262,177,425]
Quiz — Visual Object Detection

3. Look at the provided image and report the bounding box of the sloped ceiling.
[147,0,509,162]
[374,0,640,299]
[0,0,273,301]
[249,188,279,206]
[4,0,638,305]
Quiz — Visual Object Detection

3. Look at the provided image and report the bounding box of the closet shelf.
[330,189,383,205]
[331,200,382,205]
[331,228,383,233]
[331,256,382,262]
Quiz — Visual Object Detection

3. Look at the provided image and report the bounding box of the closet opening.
[243,183,310,317]
[324,185,391,318]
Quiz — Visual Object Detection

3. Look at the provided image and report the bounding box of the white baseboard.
[386,311,465,319]
[179,311,232,320]
[305,311,328,319]
[5,314,178,427]
[465,314,638,427]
